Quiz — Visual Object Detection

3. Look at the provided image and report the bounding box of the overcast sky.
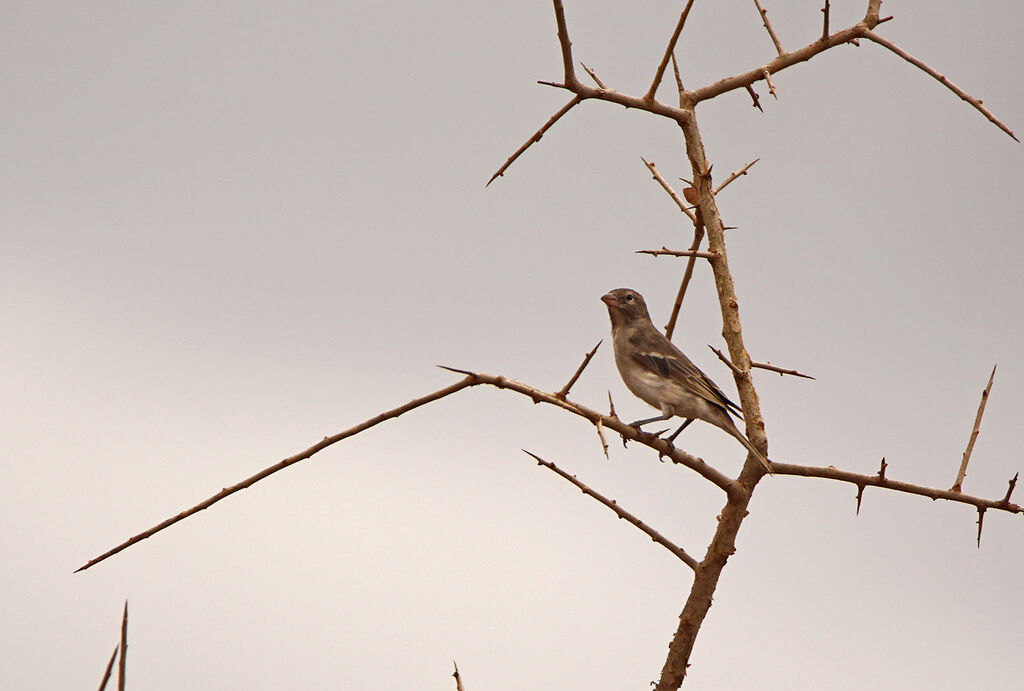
[3,1,1023,689]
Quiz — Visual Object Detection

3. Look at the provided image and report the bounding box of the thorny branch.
[524,450,698,570]
[952,365,997,493]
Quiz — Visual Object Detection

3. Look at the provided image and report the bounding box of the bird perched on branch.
[601,288,773,474]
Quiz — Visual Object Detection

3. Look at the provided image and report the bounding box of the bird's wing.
[631,349,744,418]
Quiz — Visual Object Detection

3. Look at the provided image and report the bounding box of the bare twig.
[750,360,815,380]
[752,0,786,56]
[596,418,609,459]
[761,67,778,98]
[452,661,465,691]
[952,365,997,492]
[1001,473,1019,504]
[670,53,685,106]
[117,602,127,691]
[75,376,480,572]
[745,84,763,111]
[664,224,705,340]
[862,31,1017,141]
[712,158,760,195]
[640,158,697,222]
[580,62,607,89]
[555,340,602,400]
[607,390,618,420]
[524,450,698,570]
[644,0,698,101]
[821,0,831,40]
[487,95,582,186]
[773,461,1023,517]
[97,645,118,691]
[552,0,576,86]
[708,345,744,377]
[637,247,715,260]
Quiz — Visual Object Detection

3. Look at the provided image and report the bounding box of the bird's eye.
[625,294,634,302]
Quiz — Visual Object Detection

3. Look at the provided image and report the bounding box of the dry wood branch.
[670,53,685,106]
[555,340,602,400]
[750,360,815,380]
[1002,473,1019,504]
[821,0,830,40]
[708,345,744,376]
[644,0,698,102]
[713,158,759,195]
[452,661,465,691]
[75,377,480,572]
[78,370,740,572]
[745,84,763,111]
[772,462,1024,517]
[117,602,127,691]
[862,31,1018,141]
[525,450,698,570]
[97,644,118,691]
[640,158,697,222]
[596,418,609,459]
[580,62,607,89]
[761,68,778,98]
[664,224,705,340]
[951,365,996,492]
[752,0,785,56]
[553,0,576,86]
[487,96,582,186]
[637,247,715,260]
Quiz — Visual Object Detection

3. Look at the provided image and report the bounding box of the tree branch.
[487,96,582,186]
[752,0,785,56]
[555,340,602,400]
[644,0,698,101]
[640,158,697,223]
[712,158,760,195]
[524,450,698,570]
[637,247,715,260]
[951,365,997,492]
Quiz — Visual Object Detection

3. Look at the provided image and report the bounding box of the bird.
[601,288,773,474]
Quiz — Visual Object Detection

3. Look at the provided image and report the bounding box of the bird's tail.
[728,425,774,475]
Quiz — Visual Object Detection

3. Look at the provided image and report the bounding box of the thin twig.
[452,661,465,691]
[821,0,830,40]
[750,360,815,380]
[75,376,481,572]
[773,462,1023,517]
[1001,473,1019,504]
[487,96,582,186]
[951,365,997,492]
[670,53,685,107]
[97,645,119,691]
[555,340,602,400]
[596,418,609,459]
[524,450,698,570]
[862,31,1017,141]
[637,247,715,260]
[712,158,760,195]
[640,158,697,222]
[752,0,786,56]
[580,62,607,89]
[664,224,704,340]
[552,0,576,86]
[117,602,127,691]
[745,84,763,111]
[708,345,744,376]
[761,67,778,98]
[644,0,698,101]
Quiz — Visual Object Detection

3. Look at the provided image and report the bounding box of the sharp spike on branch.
[555,340,602,400]
[1001,473,1019,504]
[878,457,888,482]
[976,507,986,548]
[855,484,865,515]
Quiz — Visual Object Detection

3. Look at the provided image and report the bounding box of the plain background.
[3,1,1023,689]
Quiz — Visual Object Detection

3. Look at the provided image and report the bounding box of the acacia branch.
[640,158,697,223]
[664,223,704,340]
[862,31,1018,142]
[772,461,1023,518]
[97,644,118,691]
[117,602,127,691]
[555,340,602,400]
[487,96,582,186]
[637,247,715,260]
[752,0,785,56]
[712,158,759,195]
[644,0,698,101]
[77,369,740,572]
[951,365,997,492]
[524,450,698,570]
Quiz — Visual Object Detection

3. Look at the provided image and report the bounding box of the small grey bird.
[602,288,773,474]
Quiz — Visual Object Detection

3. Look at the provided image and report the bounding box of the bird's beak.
[601,292,617,307]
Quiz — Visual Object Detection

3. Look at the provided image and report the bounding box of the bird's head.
[601,288,651,328]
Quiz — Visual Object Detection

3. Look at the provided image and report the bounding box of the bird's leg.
[665,418,694,445]
[629,403,674,436]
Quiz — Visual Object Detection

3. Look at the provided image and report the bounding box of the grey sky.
[3,2,1023,689]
